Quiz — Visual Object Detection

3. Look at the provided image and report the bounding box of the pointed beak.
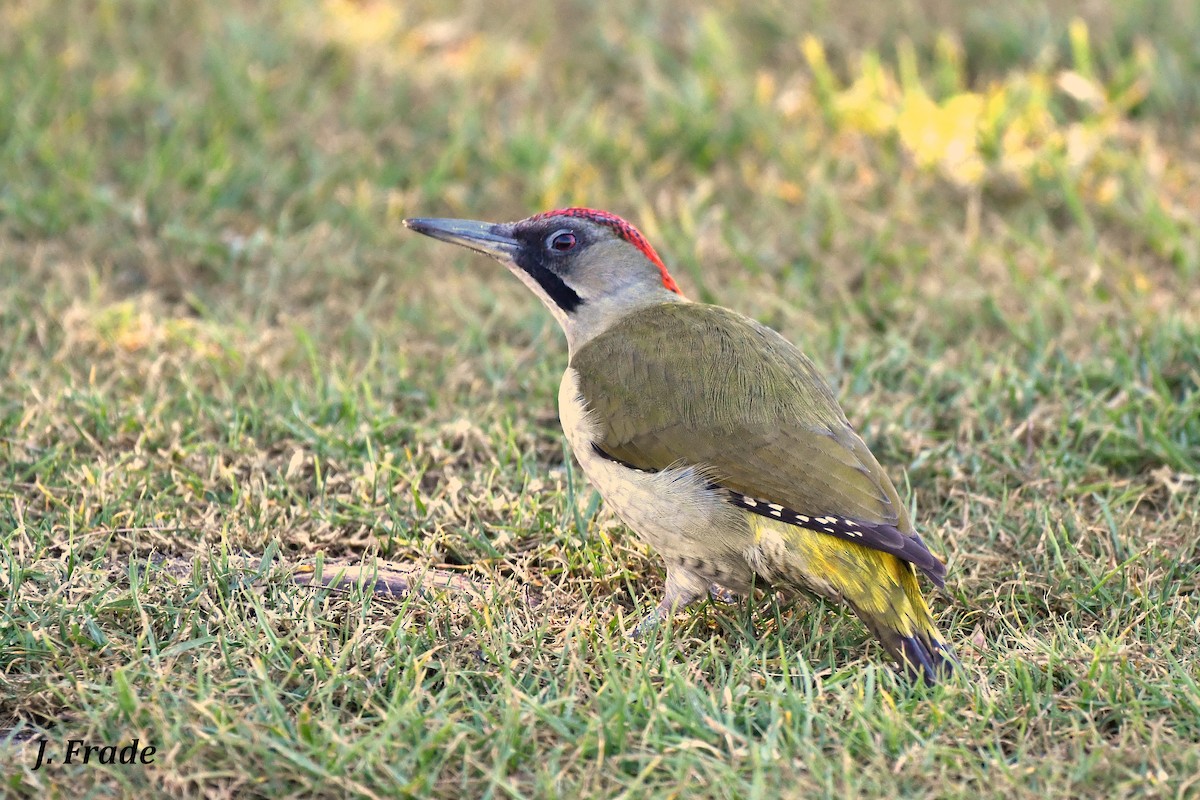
[403,217,519,262]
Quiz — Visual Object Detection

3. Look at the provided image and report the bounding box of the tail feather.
[861,614,958,685]
[757,515,958,683]
[848,570,958,684]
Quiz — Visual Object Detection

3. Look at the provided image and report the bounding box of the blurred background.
[2,1,1199,795]
[5,1,1198,326]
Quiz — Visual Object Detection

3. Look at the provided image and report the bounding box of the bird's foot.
[629,608,663,639]
[708,584,739,605]
[629,566,710,639]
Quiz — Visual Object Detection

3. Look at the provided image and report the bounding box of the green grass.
[2,0,1199,797]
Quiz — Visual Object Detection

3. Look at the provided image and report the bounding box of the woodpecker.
[404,208,958,683]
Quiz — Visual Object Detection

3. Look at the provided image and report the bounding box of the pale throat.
[499,256,689,354]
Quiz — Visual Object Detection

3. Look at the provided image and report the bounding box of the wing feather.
[570,303,944,583]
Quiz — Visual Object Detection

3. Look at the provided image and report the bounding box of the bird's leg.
[630,565,709,638]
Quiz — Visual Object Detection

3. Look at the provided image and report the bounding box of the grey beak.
[403,217,519,262]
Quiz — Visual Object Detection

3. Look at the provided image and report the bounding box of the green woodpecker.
[404,208,957,683]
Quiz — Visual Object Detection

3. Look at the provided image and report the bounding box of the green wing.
[570,303,944,583]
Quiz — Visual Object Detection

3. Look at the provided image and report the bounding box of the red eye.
[549,231,576,251]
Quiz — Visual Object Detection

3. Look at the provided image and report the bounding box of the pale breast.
[558,368,754,585]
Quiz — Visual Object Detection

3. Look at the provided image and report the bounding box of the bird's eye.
[548,231,576,252]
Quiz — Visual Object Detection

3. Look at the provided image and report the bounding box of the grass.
[2,0,1199,797]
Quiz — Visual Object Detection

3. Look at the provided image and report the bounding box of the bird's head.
[404,208,685,351]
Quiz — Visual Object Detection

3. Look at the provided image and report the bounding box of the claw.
[629,609,662,639]
[708,584,739,605]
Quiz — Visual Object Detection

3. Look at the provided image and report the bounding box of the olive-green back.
[569,303,911,531]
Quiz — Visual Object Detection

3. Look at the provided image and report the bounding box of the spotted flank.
[728,489,946,588]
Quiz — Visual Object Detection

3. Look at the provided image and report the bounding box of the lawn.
[2,1,1199,797]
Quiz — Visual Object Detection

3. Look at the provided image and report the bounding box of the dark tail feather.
[893,632,959,686]
[852,604,960,685]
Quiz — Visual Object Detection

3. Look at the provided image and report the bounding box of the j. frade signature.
[31,737,157,771]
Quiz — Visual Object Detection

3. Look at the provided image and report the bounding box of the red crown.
[529,208,681,294]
